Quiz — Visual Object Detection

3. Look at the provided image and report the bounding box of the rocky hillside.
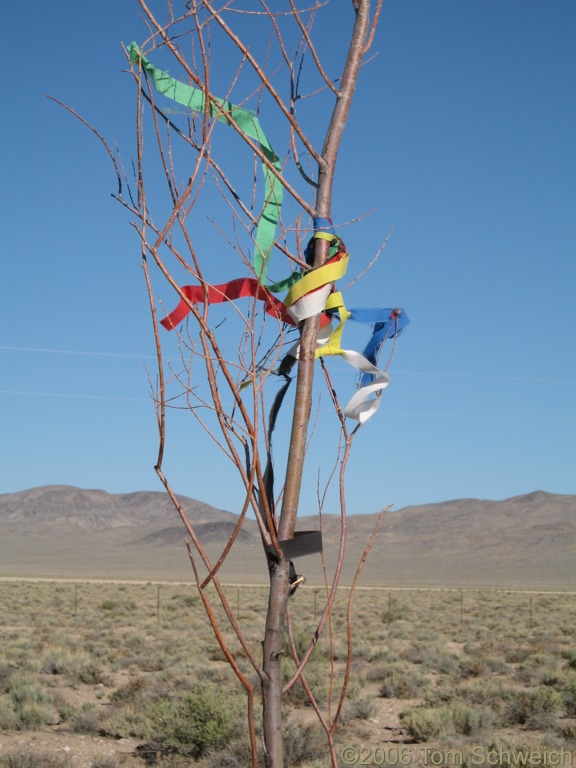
[1,486,574,588]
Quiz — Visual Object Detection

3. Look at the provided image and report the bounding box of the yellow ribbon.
[283,255,349,310]
[315,292,351,359]
[282,254,353,359]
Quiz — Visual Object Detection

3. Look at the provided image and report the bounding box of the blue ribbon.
[313,217,336,238]
[348,308,409,385]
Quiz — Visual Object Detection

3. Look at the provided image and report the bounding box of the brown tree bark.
[262,5,373,765]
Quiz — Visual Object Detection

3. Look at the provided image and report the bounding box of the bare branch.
[46,96,122,198]
[70,3,395,765]
[288,0,339,96]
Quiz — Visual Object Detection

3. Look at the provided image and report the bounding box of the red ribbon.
[160,277,332,330]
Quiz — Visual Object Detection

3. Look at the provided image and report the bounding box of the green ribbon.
[128,42,290,288]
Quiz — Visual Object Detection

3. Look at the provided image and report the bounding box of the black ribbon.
[265,531,323,562]
[265,531,323,595]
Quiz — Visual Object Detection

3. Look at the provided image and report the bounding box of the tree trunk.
[261,4,372,765]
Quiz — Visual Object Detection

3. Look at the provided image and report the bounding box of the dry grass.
[0,582,575,767]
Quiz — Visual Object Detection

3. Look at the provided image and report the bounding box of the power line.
[0,390,149,403]
[0,345,156,360]
[394,370,576,385]
[1,389,574,424]
[1,345,573,384]
[383,409,576,425]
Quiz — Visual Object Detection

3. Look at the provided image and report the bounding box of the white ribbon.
[343,374,390,424]
[286,322,391,424]
[285,284,333,323]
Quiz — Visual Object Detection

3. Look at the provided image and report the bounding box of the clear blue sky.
[1,1,575,515]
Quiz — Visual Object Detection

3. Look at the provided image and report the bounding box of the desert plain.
[0,486,574,767]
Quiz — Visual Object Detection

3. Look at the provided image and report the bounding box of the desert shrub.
[196,664,234,685]
[0,664,16,692]
[382,595,409,623]
[344,695,375,720]
[504,687,563,729]
[149,757,195,768]
[109,676,149,705]
[282,719,327,765]
[0,749,73,768]
[206,644,227,662]
[423,682,456,707]
[98,599,119,611]
[100,701,151,740]
[182,593,196,608]
[400,701,493,742]
[283,653,329,709]
[450,701,494,735]
[455,678,518,717]
[41,649,77,676]
[4,672,57,730]
[288,629,330,664]
[433,649,462,675]
[300,761,335,768]
[77,660,106,685]
[365,663,395,682]
[145,683,242,758]
[366,649,400,665]
[460,658,486,678]
[400,641,429,665]
[526,687,564,728]
[204,735,257,768]
[515,652,558,686]
[168,593,196,610]
[205,756,243,768]
[399,705,455,742]
[56,704,76,722]
[0,697,18,730]
[379,665,428,699]
[17,703,55,730]
[483,655,509,674]
[562,674,576,716]
[539,670,563,688]
[556,720,576,742]
[351,643,374,661]
[459,652,508,677]
[504,645,533,664]
[90,757,120,768]
[283,671,328,709]
[7,675,50,707]
[386,621,413,640]
[41,648,107,686]
[71,702,102,733]
[463,638,501,658]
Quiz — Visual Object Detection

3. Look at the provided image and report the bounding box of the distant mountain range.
[0,486,574,589]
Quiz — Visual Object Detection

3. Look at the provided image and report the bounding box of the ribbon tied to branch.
[129,45,409,423]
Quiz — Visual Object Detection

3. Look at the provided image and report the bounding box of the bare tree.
[54,1,409,765]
